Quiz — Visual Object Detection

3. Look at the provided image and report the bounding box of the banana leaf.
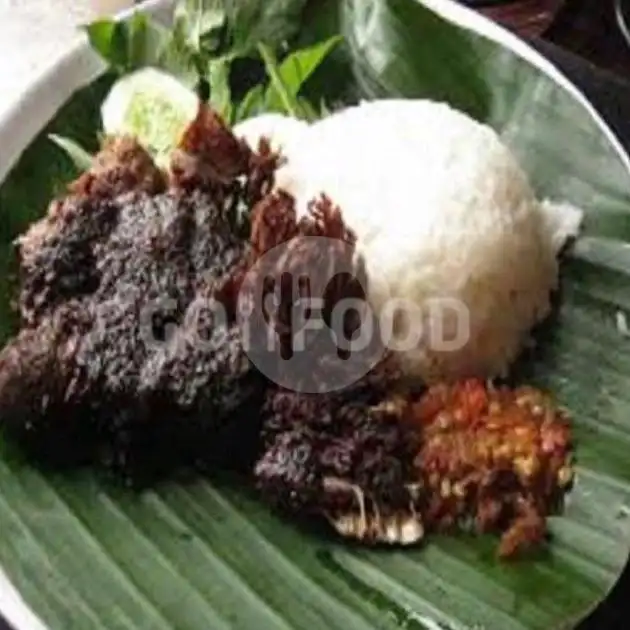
[1,0,630,629]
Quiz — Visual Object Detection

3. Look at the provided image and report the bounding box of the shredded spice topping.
[69,135,167,200]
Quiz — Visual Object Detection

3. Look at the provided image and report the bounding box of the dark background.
[1,1,630,628]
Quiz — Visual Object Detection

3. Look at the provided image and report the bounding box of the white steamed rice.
[238,100,583,382]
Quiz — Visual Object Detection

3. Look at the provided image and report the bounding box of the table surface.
[0,1,629,629]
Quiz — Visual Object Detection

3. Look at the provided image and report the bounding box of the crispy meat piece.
[16,136,166,311]
[2,190,265,484]
[249,190,423,543]
[17,197,120,326]
[170,104,278,195]
[254,362,425,544]
[249,190,299,259]
[249,191,356,259]
[70,135,166,199]
[0,301,95,468]
[1,105,279,485]
[410,379,574,558]
[242,191,377,392]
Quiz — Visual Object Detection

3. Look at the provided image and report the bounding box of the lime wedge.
[101,68,199,166]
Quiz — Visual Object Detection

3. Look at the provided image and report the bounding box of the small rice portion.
[282,99,581,382]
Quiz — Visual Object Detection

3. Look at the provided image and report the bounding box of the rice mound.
[282,99,571,382]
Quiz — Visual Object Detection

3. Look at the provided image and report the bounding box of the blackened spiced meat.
[246,192,429,544]
[254,357,427,545]
[0,302,95,468]
[69,135,167,200]
[242,190,379,393]
[0,106,275,485]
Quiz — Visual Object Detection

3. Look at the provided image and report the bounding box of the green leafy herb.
[85,19,129,72]
[207,59,233,123]
[225,0,309,57]
[257,43,299,118]
[319,98,332,118]
[235,84,266,121]
[48,134,93,172]
[81,0,341,155]
[158,26,199,89]
[174,0,226,54]
[265,36,342,118]
[171,0,229,96]
[126,13,169,70]
[237,37,341,122]
[85,14,171,75]
[296,97,319,121]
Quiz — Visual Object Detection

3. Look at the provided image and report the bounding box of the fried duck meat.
[0,104,278,485]
[255,376,574,558]
[247,188,429,542]
[247,191,422,540]
[255,360,426,544]
[241,189,380,393]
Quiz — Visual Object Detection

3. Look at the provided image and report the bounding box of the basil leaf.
[48,135,93,172]
[86,15,170,74]
[235,84,266,122]
[296,97,320,122]
[258,43,299,118]
[158,21,200,89]
[278,36,342,98]
[208,59,233,123]
[227,0,309,56]
[126,13,170,70]
[85,19,128,72]
[319,98,332,118]
[264,36,342,116]
[175,0,226,53]
[84,19,116,61]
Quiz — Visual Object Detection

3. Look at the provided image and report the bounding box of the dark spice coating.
[248,191,424,532]
[0,106,276,485]
[255,362,418,517]
[69,135,167,200]
[0,301,95,468]
[243,190,379,392]
[170,105,280,211]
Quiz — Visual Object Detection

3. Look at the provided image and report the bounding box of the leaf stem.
[48,134,93,172]
[257,42,299,118]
